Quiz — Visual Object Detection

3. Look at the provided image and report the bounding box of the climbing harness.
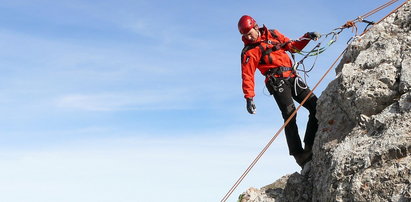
[265,67,294,94]
[221,1,408,201]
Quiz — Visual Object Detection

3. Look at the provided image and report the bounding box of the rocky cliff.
[240,1,411,201]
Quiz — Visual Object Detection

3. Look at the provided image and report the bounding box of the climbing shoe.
[304,144,313,153]
[293,151,313,168]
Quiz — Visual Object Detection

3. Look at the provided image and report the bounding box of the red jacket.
[241,26,311,98]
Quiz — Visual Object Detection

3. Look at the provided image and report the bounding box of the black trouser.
[266,76,318,155]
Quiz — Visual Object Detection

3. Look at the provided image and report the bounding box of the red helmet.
[238,15,256,34]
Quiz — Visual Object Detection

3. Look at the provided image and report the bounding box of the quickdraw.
[289,16,377,95]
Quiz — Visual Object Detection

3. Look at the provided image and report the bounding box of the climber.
[238,15,320,168]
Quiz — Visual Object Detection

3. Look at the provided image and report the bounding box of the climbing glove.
[307,32,321,41]
[246,98,256,114]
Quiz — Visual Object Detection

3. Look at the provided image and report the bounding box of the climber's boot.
[293,151,313,168]
[304,144,313,153]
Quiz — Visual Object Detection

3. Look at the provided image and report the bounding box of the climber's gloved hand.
[246,98,256,114]
[307,32,321,41]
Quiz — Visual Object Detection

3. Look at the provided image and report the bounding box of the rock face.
[240,2,411,201]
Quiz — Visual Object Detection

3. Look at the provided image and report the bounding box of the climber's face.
[243,27,260,42]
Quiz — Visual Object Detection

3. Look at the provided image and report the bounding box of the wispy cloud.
[55,89,194,111]
[0,128,298,202]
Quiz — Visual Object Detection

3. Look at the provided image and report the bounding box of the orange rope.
[362,0,410,36]
[362,0,400,19]
[342,0,401,29]
[221,1,409,201]
[340,0,401,35]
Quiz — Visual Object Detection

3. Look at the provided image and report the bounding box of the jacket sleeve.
[273,30,311,53]
[241,48,260,99]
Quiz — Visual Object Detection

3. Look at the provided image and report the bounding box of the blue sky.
[0,0,404,201]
